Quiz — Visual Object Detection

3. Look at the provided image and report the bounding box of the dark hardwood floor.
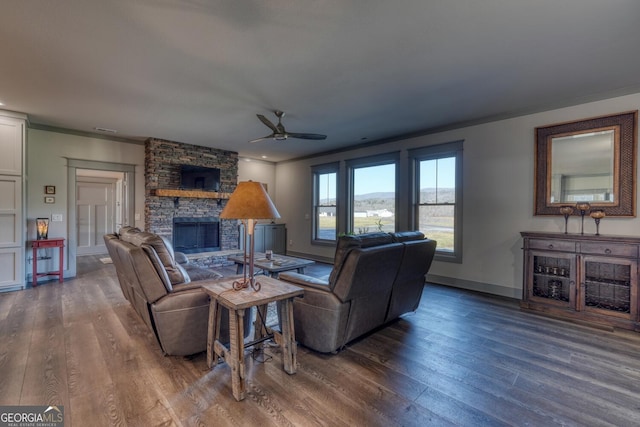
[1,256,640,426]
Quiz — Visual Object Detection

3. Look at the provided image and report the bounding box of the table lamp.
[220,181,280,291]
[36,218,49,240]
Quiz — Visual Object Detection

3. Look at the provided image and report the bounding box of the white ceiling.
[2,1,640,162]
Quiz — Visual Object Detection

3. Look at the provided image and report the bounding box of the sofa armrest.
[152,287,209,311]
[184,264,223,281]
[150,288,210,356]
[172,275,237,292]
[172,282,206,292]
[278,272,330,291]
[174,251,189,265]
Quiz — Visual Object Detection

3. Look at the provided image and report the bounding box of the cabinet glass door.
[581,257,636,319]
[530,252,575,307]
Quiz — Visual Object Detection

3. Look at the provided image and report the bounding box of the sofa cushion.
[357,232,394,247]
[328,235,361,285]
[141,244,174,292]
[328,232,393,285]
[119,226,141,238]
[391,231,425,242]
[120,228,187,287]
[174,251,189,265]
[386,238,436,321]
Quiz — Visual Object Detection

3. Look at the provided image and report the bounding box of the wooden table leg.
[32,246,38,287]
[207,299,220,368]
[254,304,268,350]
[58,244,64,282]
[229,308,246,401]
[279,298,297,374]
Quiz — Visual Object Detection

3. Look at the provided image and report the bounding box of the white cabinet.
[0,112,26,291]
[0,115,24,175]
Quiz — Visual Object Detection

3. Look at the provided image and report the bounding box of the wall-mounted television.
[180,165,221,191]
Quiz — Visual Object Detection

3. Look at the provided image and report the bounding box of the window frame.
[409,141,463,263]
[311,162,339,245]
[346,152,400,235]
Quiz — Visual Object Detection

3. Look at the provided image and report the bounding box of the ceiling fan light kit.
[250,110,327,143]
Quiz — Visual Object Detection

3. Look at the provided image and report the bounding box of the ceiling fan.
[250,110,327,143]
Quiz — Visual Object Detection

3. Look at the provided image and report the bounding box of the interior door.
[77,179,116,255]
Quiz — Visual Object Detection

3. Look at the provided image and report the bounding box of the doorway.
[66,159,136,278]
[76,169,125,255]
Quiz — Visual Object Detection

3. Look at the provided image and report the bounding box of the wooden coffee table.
[202,276,304,401]
[228,252,315,278]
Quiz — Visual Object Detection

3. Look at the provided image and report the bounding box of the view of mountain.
[321,188,455,205]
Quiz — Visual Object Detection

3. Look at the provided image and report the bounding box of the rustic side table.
[31,238,65,287]
[202,276,304,401]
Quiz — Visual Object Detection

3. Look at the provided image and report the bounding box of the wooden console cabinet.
[521,231,639,331]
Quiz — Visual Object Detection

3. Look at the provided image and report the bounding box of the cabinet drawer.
[528,239,575,252]
[580,242,638,258]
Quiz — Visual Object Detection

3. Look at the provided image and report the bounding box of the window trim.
[346,152,400,234]
[409,140,463,263]
[311,162,339,245]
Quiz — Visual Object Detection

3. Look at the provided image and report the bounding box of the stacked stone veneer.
[145,138,240,252]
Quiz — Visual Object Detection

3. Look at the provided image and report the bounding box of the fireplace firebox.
[173,217,220,253]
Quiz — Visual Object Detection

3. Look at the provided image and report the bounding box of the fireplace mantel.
[151,188,232,199]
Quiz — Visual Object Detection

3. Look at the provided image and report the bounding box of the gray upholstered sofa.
[278,231,436,353]
[104,226,248,356]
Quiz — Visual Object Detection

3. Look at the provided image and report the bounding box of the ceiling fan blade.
[256,114,279,133]
[252,111,327,142]
[249,134,275,143]
[287,132,327,140]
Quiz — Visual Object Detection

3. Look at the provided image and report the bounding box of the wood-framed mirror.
[534,111,637,216]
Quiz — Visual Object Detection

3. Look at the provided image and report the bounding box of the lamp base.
[230,218,261,292]
[231,276,261,292]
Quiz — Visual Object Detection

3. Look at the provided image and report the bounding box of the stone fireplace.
[144,138,240,254]
[172,217,220,253]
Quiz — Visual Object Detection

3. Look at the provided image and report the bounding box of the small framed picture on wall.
[45,185,56,194]
[44,196,55,204]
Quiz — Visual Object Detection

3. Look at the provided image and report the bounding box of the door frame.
[66,158,135,277]
[76,176,118,256]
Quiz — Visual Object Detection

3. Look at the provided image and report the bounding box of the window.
[312,163,338,242]
[347,154,398,234]
[410,141,463,262]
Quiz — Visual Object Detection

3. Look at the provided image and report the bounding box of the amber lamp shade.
[36,218,49,240]
[220,181,281,291]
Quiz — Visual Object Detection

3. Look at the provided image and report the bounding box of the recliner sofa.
[104,226,248,356]
[278,231,436,353]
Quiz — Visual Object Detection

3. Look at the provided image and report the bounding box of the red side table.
[32,238,65,287]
